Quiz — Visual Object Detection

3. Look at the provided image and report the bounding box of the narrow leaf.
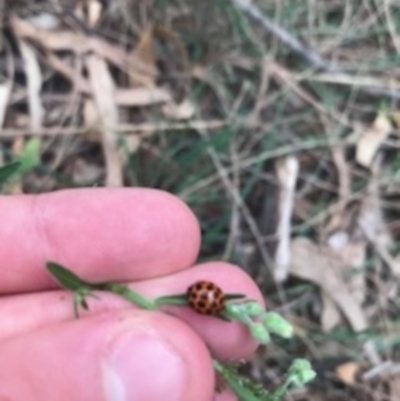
[155,294,188,306]
[225,293,247,301]
[0,162,21,186]
[46,262,92,291]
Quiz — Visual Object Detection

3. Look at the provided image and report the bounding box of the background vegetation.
[2,0,400,399]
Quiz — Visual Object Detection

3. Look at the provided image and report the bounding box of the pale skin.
[0,188,265,401]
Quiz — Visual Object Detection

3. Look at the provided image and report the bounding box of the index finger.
[0,188,201,294]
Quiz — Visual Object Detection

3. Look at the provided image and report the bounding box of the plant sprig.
[46,261,316,401]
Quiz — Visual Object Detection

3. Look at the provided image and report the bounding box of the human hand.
[0,188,264,401]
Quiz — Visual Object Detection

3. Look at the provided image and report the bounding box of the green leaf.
[225,294,247,301]
[46,262,92,291]
[17,138,41,174]
[287,359,316,388]
[155,294,188,306]
[263,312,293,339]
[249,322,270,344]
[0,162,21,186]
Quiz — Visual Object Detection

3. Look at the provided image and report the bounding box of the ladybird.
[187,280,225,315]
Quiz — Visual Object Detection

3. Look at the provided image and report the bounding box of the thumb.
[0,310,215,401]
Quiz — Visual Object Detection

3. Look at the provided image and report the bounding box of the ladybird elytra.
[187,280,225,315]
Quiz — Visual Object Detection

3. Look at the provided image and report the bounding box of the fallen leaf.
[326,229,367,306]
[358,175,393,249]
[129,25,156,87]
[18,39,44,130]
[43,53,169,103]
[116,87,172,106]
[11,17,156,79]
[321,297,342,331]
[290,237,380,364]
[83,98,101,141]
[291,238,366,329]
[86,54,122,187]
[335,361,361,385]
[356,113,392,168]
[154,25,189,74]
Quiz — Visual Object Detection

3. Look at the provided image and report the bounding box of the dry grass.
[2,0,400,399]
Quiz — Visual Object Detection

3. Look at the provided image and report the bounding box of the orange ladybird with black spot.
[187,280,225,315]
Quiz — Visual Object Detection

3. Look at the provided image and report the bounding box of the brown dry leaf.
[133,25,155,66]
[116,87,172,106]
[323,228,367,331]
[11,17,156,79]
[291,237,380,364]
[18,39,44,130]
[274,155,299,282]
[357,172,397,278]
[335,361,361,385]
[356,113,392,168]
[83,98,101,141]
[290,238,367,329]
[86,54,123,187]
[84,98,100,130]
[358,173,392,249]
[154,25,190,74]
[129,25,156,87]
[321,297,341,331]
[43,52,169,104]
[82,89,161,141]
[161,99,196,121]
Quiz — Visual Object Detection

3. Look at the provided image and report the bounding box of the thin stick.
[231,0,338,72]
[0,119,228,137]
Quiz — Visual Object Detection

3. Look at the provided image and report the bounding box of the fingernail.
[102,330,187,401]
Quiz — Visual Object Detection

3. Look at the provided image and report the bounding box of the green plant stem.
[213,360,267,401]
[99,283,157,310]
[268,381,290,401]
[45,262,309,401]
